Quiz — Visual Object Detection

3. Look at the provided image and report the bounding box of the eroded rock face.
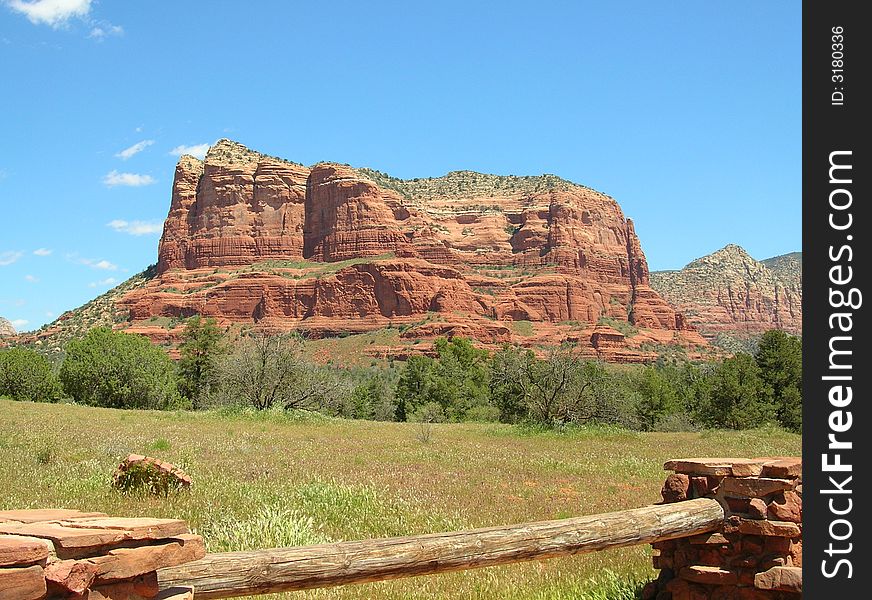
[650,245,802,346]
[0,317,15,337]
[122,139,705,361]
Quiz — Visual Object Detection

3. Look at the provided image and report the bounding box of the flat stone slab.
[688,532,730,545]
[59,517,190,541]
[0,564,46,600]
[0,522,129,559]
[664,458,766,477]
[0,509,107,524]
[91,534,206,582]
[679,565,738,585]
[737,519,802,538]
[755,565,802,592]
[664,457,802,478]
[0,535,52,567]
[759,457,802,478]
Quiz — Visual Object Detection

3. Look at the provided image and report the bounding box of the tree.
[348,371,397,421]
[59,328,182,409]
[0,347,61,402]
[216,333,344,411]
[395,355,434,421]
[755,330,802,431]
[177,316,226,407]
[429,338,490,420]
[634,365,679,431]
[706,353,775,429]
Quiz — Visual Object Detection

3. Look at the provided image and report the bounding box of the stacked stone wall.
[644,457,802,600]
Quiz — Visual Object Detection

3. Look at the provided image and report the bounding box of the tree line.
[0,319,801,432]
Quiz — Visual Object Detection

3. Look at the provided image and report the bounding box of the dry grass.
[0,399,800,599]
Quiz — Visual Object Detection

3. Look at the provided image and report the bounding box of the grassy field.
[0,399,800,599]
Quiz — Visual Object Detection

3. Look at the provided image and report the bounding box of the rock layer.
[120,139,706,360]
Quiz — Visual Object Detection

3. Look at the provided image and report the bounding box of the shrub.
[59,327,183,409]
[0,347,61,402]
[215,333,346,412]
[112,461,187,496]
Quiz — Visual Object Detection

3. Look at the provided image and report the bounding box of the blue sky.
[0,1,800,332]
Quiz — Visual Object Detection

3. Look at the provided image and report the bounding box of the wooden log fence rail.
[157,497,724,599]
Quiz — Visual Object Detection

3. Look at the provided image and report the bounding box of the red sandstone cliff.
[117,139,706,361]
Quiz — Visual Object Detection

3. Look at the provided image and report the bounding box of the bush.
[0,347,62,402]
[59,327,183,409]
[112,461,187,496]
[215,333,347,412]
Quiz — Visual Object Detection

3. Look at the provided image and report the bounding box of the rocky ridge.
[0,317,15,337]
[20,139,711,362]
[650,245,801,350]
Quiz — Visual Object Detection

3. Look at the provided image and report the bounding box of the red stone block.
[661,473,690,503]
[0,565,46,600]
[679,565,738,585]
[721,477,795,498]
[0,535,51,567]
[754,566,802,592]
[737,519,802,538]
[767,490,802,523]
[760,458,802,479]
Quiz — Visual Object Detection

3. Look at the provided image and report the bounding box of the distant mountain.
[761,252,802,289]
[0,317,15,337]
[650,245,801,351]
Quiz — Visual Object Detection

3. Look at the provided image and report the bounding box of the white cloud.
[107,219,162,236]
[88,22,123,39]
[33,248,52,256]
[67,254,119,271]
[10,318,29,329]
[92,259,117,270]
[45,311,55,318]
[103,170,156,187]
[115,139,154,160]
[170,143,210,160]
[89,277,118,288]
[24,274,39,282]
[6,0,92,28]
[0,250,23,266]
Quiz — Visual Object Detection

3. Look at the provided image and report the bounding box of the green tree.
[489,345,532,423]
[177,316,226,407]
[395,355,434,421]
[755,330,802,431]
[349,371,397,421]
[0,347,61,402]
[429,338,490,420]
[59,327,182,409]
[706,353,774,429]
[634,365,679,430]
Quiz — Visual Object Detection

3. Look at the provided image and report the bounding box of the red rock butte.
[119,139,707,361]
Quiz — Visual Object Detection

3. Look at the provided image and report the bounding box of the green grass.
[0,399,800,599]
